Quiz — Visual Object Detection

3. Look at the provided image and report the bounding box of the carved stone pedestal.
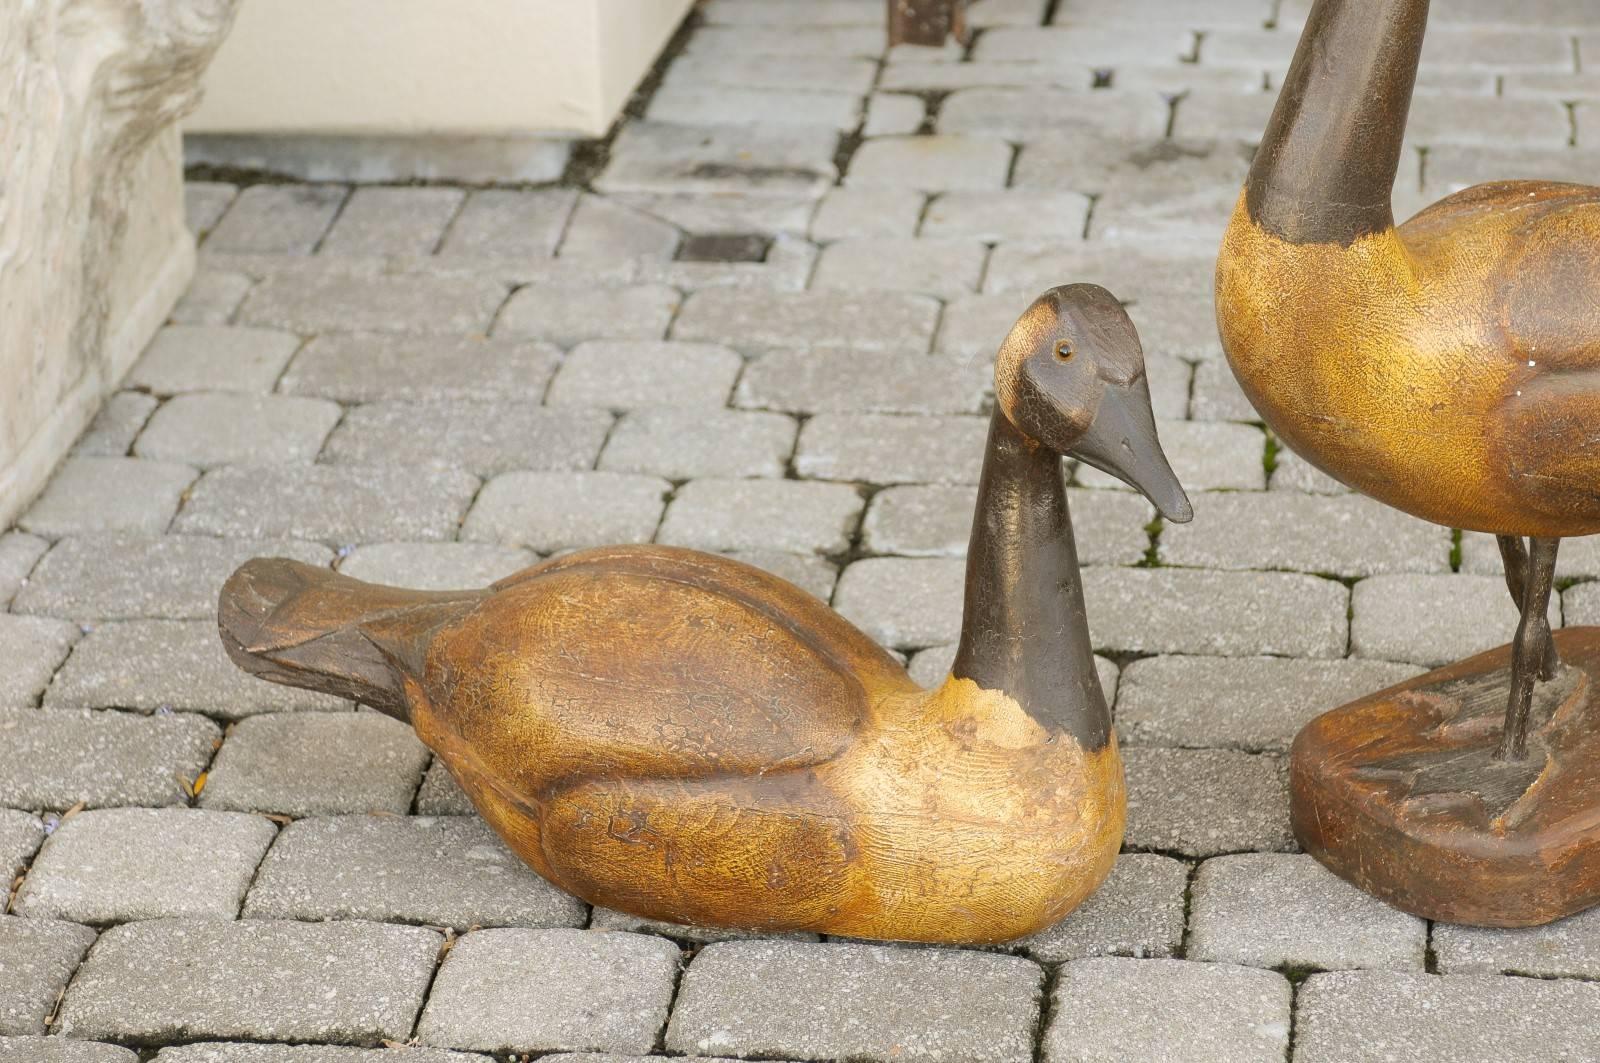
[1292,628,1600,927]
[0,0,238,526]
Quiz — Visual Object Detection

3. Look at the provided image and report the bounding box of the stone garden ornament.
[1216,0,1600,926]
[218,285,1190,944]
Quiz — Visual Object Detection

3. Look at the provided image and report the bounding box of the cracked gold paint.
[1217,183,1600,537]
[409,546,1123,944]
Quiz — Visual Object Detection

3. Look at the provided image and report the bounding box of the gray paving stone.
[1018,853,1189,963]
[280,334,561,404]
[153,1047,490,1063]
[1158,491,1451,576]
[1123,747,1294,856]
[135,393,341,467]
[1420,26,1576,71]
[72,392,159,456]
[0,616,78,706]
[846,135,1014,192]
[415,760,474,816]
[1116,655,1424,753]
[1188,357,1259,421]
[243,815,586,929]
[863,484,1152,564]
[1505,71,1600,100]
[1189,853,1425,970]
[1461,530,1600,582]
[736,349,989,415]
[55,918,441,1047]
[664,52,879,95]
[1565,579,1600,626]
[941,88,1172,142]
[0,810,44,887]
[0,1037,136,1062]
[0,916,96,1036]
[600,408,797,480]
[648,85,862,130]
[205,186,347,255]
[1351,574,1553,667]
[612,191,817,238]
[462,472,670,552]
[921,190,1093,242]
[1405,95,1573,150]
[171,270,254,325]
[813,239,987,300]
[438,188,578,259]
[598,122,837,198]
[667,940,1041,1063]
[675,289,939,354]
[324,401,610,477]
[418,929,681,1056]
[1434,906,1600,978]
[494,284,681,346]
[239,272,508,335]
[658,479,863,556]
[200,713,428,818]
[14,808,275,923]
[641,244,816,293]
[977,25,1192,64]
[11,535,331,621]
[45,618,347,717]
[1293,970,1600,1063]
[934,291,1038,360]
[1063,0,1271,27]
[1422,145,1600,201]
[863,93,925,136]
[0,533,47,607]
[833,557,965,649]
[1044,958,1291,1063]
[20,457,197,537]
[685,25,885,58]
[810,188,926,240]
[1075,421,1265,492]
[1082,568,1349,658]
[128,325,302,395]
[319,186,464,257]
[723,551,839,601]
[186,181,238,237]
[175,465,479,544]
[337,542,535,591]
[548,341,743,409]
[0,708,219,811]
[795,414,989,485]
[1270,446,1350,495]
[1125,296,1224,361]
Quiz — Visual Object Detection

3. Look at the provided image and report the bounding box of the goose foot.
[1495,536,1561,762]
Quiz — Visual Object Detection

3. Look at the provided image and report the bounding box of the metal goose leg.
[1496,536,1562,761]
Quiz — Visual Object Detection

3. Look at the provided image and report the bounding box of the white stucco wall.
[187,0,695,138]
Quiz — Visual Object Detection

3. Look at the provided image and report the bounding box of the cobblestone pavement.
[7,0,1600,1060]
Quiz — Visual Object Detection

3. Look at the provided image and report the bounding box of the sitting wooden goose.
[218,284,1191,944]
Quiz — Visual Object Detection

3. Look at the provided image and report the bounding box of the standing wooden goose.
[218,284,1192,944]
[1216,0,1600,925]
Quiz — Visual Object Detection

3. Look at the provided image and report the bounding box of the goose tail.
[218,558,489,723]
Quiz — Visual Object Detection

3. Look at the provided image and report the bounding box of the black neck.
[1246,0,1430,245]
[952,412,1110,750]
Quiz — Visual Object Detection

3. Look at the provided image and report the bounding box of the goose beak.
[1070,378,1193,523]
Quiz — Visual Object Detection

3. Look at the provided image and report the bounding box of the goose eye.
[1054,341,1074,362]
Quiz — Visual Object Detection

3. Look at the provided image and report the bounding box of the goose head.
[995,284,1193,523]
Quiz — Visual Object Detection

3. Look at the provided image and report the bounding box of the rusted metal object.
[217,284,1190,945]
[888,0,968,47]
[1216,0,1600,925]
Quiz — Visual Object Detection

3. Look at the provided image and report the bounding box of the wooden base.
[1291,627,1600,927]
